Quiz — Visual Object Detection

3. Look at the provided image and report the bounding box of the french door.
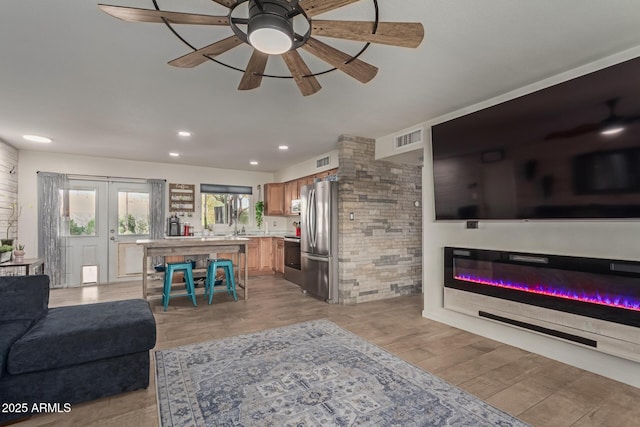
[64,179,150,286]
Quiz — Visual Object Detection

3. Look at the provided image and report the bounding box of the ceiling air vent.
[316,156,330,168]
[395,128,423,150]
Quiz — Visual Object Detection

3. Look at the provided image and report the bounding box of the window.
[202,194,251,229]
[66,189,96,236]
[200,184,253,230]
[118,191,150,235]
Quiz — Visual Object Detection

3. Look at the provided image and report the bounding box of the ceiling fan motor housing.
[248,0,295,54]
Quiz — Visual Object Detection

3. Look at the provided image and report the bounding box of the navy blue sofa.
[0,275,156,423]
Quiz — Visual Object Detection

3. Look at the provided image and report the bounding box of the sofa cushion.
[7,299,156,375]
[0,320,33,379]
[0,275,49,322]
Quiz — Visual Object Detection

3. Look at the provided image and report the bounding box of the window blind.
[200,184,253,195]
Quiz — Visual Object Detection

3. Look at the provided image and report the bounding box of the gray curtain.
[148,179,166,266]
[37,172,68,288]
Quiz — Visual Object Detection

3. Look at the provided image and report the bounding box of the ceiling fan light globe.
[249,27,292,54]
[248,8,294,55]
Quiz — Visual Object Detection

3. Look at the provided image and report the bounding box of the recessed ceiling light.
[178,131,191,137]
[250,161,259,165]
[278,145,289,150]
[23,134,52,143]
[169,152,180,157]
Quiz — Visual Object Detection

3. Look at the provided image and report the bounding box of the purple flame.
[454,274,640,312]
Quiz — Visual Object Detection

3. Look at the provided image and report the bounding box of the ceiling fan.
[545,98,640,140]
[98,0,424,96]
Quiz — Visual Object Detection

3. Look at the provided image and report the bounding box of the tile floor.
[12,275,640,426]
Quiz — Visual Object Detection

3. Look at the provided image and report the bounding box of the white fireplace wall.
[420,46,640,388]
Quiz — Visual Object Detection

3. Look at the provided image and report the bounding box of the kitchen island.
[136,237,250,300]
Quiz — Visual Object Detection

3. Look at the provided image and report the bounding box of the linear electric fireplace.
[444,247,640,362]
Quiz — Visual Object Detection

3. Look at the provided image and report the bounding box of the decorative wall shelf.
[169,183,195,213]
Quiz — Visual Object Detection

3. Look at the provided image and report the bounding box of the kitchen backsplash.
[178,215,298,236]
[263,216,297,235]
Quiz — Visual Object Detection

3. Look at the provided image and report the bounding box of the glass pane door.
[64,180,108,286]
[108,182,150,281]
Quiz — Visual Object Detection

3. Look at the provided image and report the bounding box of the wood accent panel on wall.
[0,140,19,242]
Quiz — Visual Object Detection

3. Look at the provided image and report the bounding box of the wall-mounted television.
[431,55,640,220]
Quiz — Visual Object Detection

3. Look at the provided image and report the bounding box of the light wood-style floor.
[12,275,640,427]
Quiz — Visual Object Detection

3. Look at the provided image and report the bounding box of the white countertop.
[136,236,251,246]
[163,234,287,239]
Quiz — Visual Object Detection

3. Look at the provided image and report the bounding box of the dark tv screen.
[431,56,640,220]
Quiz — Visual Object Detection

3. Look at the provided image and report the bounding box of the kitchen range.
[283,236,301,285]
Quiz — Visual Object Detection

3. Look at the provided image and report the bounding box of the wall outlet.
[466,220,478,229]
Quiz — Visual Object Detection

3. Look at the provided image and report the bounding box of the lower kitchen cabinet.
[259,238,272,272]
[219,237,283,276]
[246,238,260,273]
[245,237,276,276]
[272,237,284,274]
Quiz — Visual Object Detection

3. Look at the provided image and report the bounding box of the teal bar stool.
[162,262,198,311]
[204,258,238,304]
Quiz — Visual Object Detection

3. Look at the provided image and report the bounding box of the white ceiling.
[2,0,640,172]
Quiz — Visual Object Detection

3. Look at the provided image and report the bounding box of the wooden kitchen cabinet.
[272,237,284,274]
[216,237,275,277]
[259,237,272,272]
[284,180,299,215]
[243,237,275,276]
[246,238,260,273]
[265,169,337,217]
[298,176,314,189]
[264,183,285,216]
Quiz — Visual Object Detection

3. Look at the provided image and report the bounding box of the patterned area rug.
[155,319,528,426]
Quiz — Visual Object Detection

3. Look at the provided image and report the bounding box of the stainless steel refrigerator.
[301,180,338,303]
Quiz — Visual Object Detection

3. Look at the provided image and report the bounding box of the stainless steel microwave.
[291,199,301,213]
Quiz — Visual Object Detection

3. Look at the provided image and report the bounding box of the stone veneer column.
[337,135,422,304]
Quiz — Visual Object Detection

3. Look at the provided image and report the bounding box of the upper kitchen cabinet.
[265,169,338,216]
[264,183,285,216]
[298,176,315,190]
[284,180,299,216]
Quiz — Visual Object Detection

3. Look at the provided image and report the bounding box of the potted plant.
[13,244,25,262]
[0,245,12,263]
[254,184,264,230]
[255,201,264,229]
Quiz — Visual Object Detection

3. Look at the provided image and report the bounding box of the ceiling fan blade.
[168,36,244,68]
[298,0,362,18]
[544,123,600,140]
[282,50,322,96]
[210,0,237,8]
[311,20,424,48]
[301,37,378,84]
[238,50,269,91]
[98,4,228,25]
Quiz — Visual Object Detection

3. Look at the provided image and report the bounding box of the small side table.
[0,258,45,276]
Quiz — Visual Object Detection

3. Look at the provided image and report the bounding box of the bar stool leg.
[225,265,238,301]
[184,267,197,307]
[162,267,172,312]
[206,261,217,305]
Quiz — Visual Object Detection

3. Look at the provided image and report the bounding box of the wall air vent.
[395,128,423,150]
[316,156,330,168]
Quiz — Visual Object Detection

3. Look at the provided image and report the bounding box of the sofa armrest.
[0,275,50,322]
[0,320,34,379]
